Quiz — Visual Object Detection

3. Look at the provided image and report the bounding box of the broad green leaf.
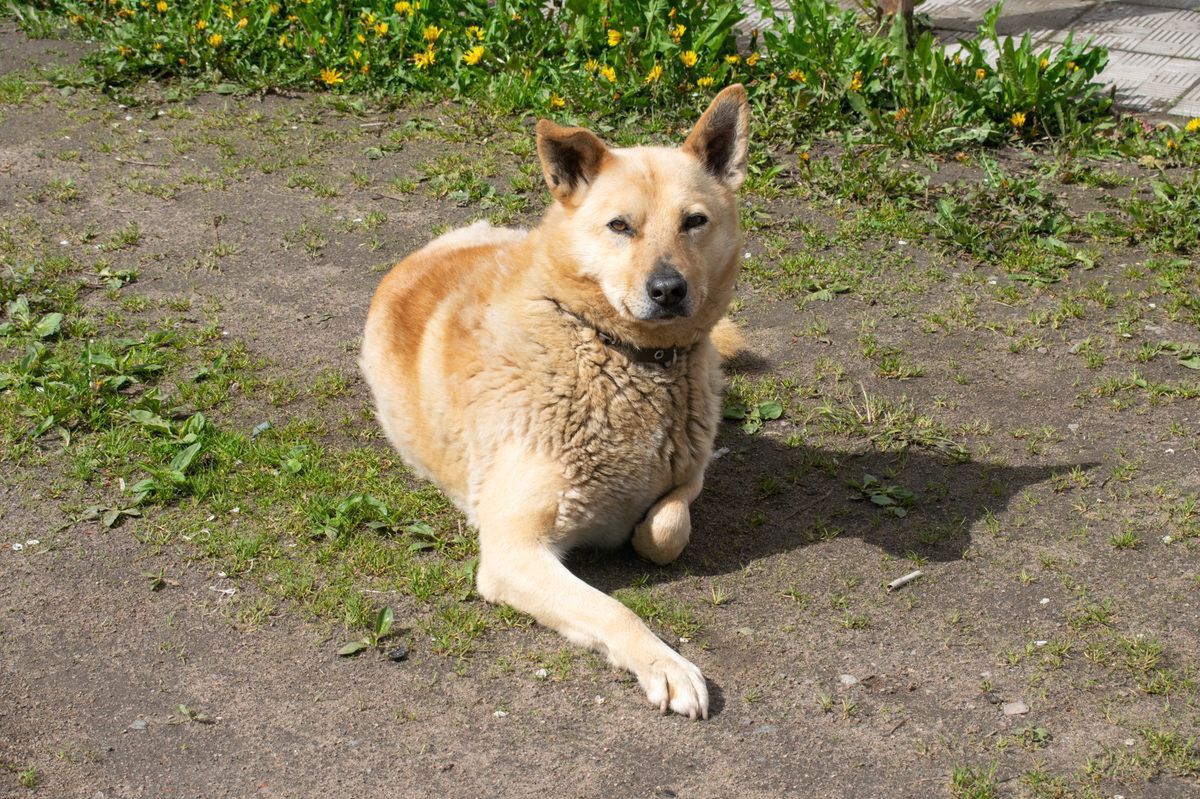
[34,312,63,338]
[338,640,368,657]
[170,441,202,473]
[757,400,784,421]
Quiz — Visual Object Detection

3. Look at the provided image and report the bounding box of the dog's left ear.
[682,84,750,191]
[535,120,610,206]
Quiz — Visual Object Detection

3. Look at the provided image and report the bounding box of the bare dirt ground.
[1,25,1198,799]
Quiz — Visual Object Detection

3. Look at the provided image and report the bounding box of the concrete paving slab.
[1099,49,1200,109]
[1169,77,1200,114]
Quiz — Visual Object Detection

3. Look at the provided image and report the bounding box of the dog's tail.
[710,318,745,363]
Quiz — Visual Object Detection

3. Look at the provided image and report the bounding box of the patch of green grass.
[815,385,970,461]
[0,73,38,105]
[1124,173,1200,255]
[615,584,701,640]
[949,763,998,799]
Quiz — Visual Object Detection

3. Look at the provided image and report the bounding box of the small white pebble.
[1034,640,1047,647]
[711,447,730,460]
[897,239,907,246]
[1165,448,1175,454]
[25,539,39,546]
[678,636,689,644]
[217,571,227,578]
[493,710,508,718]
[1148,303,1156,309]
[124,115,133,121]
[743,251,751,260]
[594,696,605,704]
[11,543,23,551]
[1162,535,1173,544]
[980,671,992,678]
[230,507,240,514]
[1040,598,1050,605]
[534,668,548,679]
[1124,739,1135,747]
[59,240,69,246]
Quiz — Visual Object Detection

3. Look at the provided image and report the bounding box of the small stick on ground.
[887,570,924,592]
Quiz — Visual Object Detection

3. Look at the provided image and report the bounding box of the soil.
[2,23,1198,799]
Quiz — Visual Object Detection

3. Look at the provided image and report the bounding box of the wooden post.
[877,0,915,39]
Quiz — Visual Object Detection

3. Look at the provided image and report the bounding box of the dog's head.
[535,85,749,345]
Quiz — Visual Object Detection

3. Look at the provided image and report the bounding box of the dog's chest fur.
[472,322,719,547]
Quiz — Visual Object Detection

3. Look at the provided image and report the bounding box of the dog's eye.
[607,219,631,235]
[683,214,708,231]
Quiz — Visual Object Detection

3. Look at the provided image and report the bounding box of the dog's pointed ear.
[535,120,610,205]
[682,84,750,191]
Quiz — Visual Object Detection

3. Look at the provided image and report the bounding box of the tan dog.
[360,86,749,719]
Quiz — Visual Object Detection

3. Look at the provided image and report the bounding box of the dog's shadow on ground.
[570,420,1086,587]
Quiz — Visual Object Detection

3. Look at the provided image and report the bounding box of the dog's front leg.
[472,447,709,719]
[632,471,705,566]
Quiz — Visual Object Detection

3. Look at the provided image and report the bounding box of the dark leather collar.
[550,301,689,369]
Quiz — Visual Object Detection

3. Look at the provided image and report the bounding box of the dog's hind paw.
[639,645,709,720]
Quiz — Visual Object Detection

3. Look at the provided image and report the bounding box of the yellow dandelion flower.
[550,92,566,108]
[278,33,289,48]
[196,19,206,29]
[268,3,279,14]
[394,1,412,15]
[848,71,863,92]
[724,54,740,65]
[680,50,697,68]
[1166,137,1178,151]
[220,3,232,19]
[361,63,370,75]
[375,21,388,35]
[799,151,810,163]
[356,33,365,44]
[155,0,166,12]
[976,67,986,80]
[746,52,760,67]
[69,13,84,23]
[1186,117,1200,133]
[236,17,247,29]
[669,24,686,44]
[584,58,599,73]
[894,107,909,122]
[423,25,442,43]
[669,6,676,18]
[466,25,484,40]
[644,63,663,84]
[696,76,714,88]
[953,53,962,66]
[414,48,436,69]
[1039,57,1049,69]
[117,45,133,57]
[789,68,806,83]
[463,45,484,66]
[350,49,361,63]
[600,65,616,82]
[208,33,223,47]
[1010,110,1026,129]
[319,67,344,86]
[153,42,161,50]
[607,29,622,47]
[178,57,187,65]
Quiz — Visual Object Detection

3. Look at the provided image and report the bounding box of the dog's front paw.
[636,642,709,720]
[632,501,690,566]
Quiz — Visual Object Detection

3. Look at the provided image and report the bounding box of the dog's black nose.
[647,268,688,309]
